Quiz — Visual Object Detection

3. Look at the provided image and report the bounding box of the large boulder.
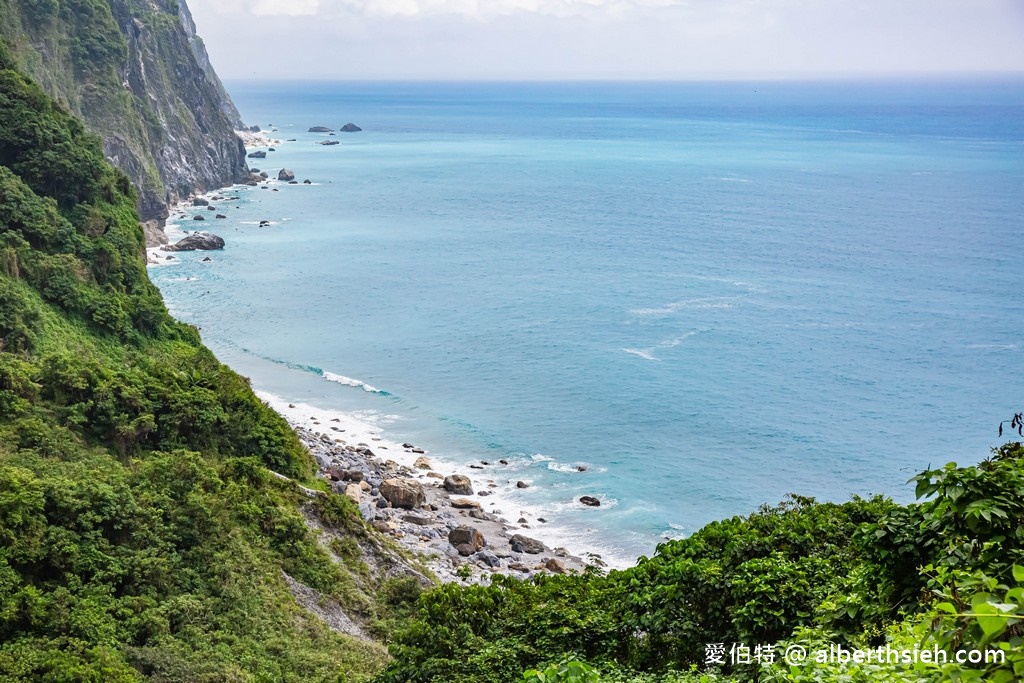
[379,478,426,509]
[509,534,545,555]
[192,197,209,206]
[160,232,225,251]
[579,496,601,507]
[340,123,362,132]
[278,168,295,181]
[448,526,485,552]
[247,150,267,158]
[443,474,473,495]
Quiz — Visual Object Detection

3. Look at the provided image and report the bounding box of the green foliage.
[524,660,600,683]
[860,442,1024,618]
[0,49,388,681]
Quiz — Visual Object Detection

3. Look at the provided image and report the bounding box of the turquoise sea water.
[150,80,1024,566]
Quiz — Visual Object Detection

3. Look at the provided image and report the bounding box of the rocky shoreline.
[145,132,611,582]
[271,397,598,582]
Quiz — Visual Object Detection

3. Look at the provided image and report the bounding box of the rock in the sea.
[215,214,227,219]
[516,480,529,489]
[509,534,545,555]
[443,474,473,496]
[319,140,340,146]
[192,197,209,206]
[247,150,267,158]
[448,525,485,552]
[192,214,205,221]
[340,122,362,132]
[249,125,261,132]
[579,496,601,507]
[161,232,225,252]
[278,168,295,181]
[379,478,426,510]
[414,456,432,469]
[308,126,333,132]
[303,179,312,184]
[201,257,212,262]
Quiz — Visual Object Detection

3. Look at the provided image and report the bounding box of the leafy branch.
[998,412,1023,438]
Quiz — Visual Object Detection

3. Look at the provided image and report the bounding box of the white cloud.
[250,0,319,16]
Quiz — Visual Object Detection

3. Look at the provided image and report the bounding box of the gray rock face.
[278,168,295,181]
[379,478,426,510]
[444,474,473,496]
[509,534,545,555]
[448,526,485,552]
[161,232,225,251]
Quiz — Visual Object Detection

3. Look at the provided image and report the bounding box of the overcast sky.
[187,0,1024,80]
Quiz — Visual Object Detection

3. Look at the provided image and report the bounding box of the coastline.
[262,392,598,581]
[146,133,619,581]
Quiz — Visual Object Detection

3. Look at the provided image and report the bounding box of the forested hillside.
[0,43,421,681]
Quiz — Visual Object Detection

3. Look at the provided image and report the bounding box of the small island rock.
[160,232,225,251]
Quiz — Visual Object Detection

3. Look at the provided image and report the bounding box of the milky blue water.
[150,80,1024,566]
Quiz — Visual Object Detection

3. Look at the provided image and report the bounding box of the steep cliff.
[0,0,247,220]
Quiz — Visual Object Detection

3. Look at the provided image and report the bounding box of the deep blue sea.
[150,80,1024,566]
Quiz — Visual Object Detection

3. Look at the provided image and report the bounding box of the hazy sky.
[187,0,1024,80]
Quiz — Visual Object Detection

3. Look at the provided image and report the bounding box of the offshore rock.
[247,150,267,159]
[340,122,362,132]
[278,168,295,181]
[308,126,333,132]
[579,496,601,507]
[161,232,225,251]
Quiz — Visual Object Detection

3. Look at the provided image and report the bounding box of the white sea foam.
[622,348,657,360]
[255,391,637,570]
[630,297,736,315]
[322,371,382,393]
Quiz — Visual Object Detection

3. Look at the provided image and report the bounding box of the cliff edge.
[0,0,247,220]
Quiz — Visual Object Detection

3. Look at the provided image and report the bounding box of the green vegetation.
[1,19,1021,682]
[0,42,399,681]
[376,443,1024,683]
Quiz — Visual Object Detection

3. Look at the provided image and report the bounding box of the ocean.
[149,80,1024,567]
